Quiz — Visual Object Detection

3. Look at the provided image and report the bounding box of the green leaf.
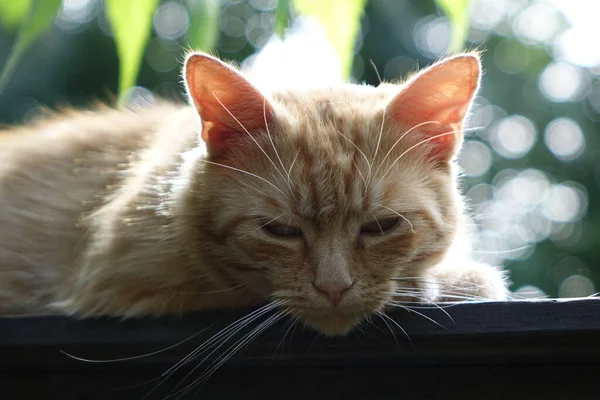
[185,0,220,51]
[275,0,290,38]
[436,0,472,53]
[105,0,160,96]
[0,0,62,93]
[292,0,367,80]
[0,0,33,30]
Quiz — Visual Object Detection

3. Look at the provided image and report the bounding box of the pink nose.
[312,280,354,306]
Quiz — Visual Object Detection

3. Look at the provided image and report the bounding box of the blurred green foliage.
[292,0,368,78]
[0,0,62,91]
[0,0,32,29]
[105,0,160,95]
[435,0,470,52]
[0,0,470,94]
[185,0,220,51]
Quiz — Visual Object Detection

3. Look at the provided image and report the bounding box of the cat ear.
[184,52,274,156]
[387,53,481,161]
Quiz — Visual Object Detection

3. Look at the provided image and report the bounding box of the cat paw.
[429,261,510,302]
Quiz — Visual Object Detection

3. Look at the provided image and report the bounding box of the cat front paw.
[429,261,510,302]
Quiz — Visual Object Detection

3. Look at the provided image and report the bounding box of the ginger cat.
[0,51,508,336]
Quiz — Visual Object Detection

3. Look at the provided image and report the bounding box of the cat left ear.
[184,52,274,156]
[387,53,481,161]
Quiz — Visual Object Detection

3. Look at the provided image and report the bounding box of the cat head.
[184,52,481,336]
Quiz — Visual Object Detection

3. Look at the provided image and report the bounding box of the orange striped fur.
[0,51,508,336]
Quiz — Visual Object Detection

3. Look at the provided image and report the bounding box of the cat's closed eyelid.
[360,216,401,235]
[260,219,303,238]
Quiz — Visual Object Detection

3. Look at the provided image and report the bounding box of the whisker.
[390,276,491,290]
[376,310,399,348]
[392,290,486,302]
[212,94,288,185]
[471,245,533,254]
[378,126,483,185]
[203,160,286,197]
[386,302,459,309]
[232,177,281,203]
[369,59,383,85]
[172,300,285,373]
[286,148,300,188]
[418,299,456,325]
[386,300,447,329]
[377,310,413,347]
[149,300,285,398]
[378,205,415,233]
[185,282,248,296]
[273,309,301,358]
[370,212,384,234]
[240,213,288,239]
[368,108,386,185]
[353,160,367,187]
[59,329,209,363]
[173,310,288,399]
[372,120,440,178]
[434,293,490,301]
[284,216,294,236]
[263,96,292,193]
[384,297,456,324]
[336,129,372,180]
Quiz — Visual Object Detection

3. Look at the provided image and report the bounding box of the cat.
[0,50,509,337]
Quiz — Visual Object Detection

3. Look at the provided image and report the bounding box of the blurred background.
[0,0,598,299]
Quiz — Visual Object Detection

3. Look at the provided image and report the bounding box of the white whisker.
[471,245,533,254]
[273,309,301,357]
[368,109,386,184]
[370,212,384,234]
[203,160,286,197]
[60,329,208,363]
[232,177,281,203]
[378,205,415,233]
[378,126,483,185]
[336,129,372,180]
[263,96,291,192]
[286,148,300,189]
[386,300,447,329]
[377,310,412,346]
[376,310,399,348]
[369,59,382,84]
[240,213,288,239]
[373,120,440,178]
[173,310,288,398]
[353,160,367,187]
[147,300,285,399]
[212,94,288,185]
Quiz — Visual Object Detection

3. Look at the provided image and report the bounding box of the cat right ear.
[387,53,481,162]
[184,52,274,156]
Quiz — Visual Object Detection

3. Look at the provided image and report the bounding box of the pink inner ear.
[185,53,274,156]
[388,54,481,160]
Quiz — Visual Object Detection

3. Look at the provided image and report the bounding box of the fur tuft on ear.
[387,53,481,161]
[184,52,274,156]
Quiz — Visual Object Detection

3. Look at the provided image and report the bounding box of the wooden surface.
[1,299,599,399]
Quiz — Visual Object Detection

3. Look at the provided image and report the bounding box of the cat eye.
[360,217,400,235]
[262,221,303,238]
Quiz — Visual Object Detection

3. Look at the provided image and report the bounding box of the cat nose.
[312,279,354,306]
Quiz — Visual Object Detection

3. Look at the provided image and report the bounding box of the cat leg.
[426,261,510,302]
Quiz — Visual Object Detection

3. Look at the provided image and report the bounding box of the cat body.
[0,52,508,335]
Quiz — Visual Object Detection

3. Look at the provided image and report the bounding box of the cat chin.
[299,310,364,337]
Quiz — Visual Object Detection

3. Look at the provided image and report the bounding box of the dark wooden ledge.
[1,299,599,399]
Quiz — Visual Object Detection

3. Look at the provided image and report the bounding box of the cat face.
[185,52,481,336]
